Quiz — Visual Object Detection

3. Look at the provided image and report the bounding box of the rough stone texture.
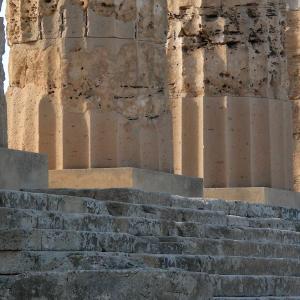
[205,186,300,210]
[1,188,300,297]
[6,0,173,173]
[286,1,300,191]
[6,0,294,191]
[169,0,292,190]
[0,0,6,147]
[0,148,48,190]
[49,167,203,197]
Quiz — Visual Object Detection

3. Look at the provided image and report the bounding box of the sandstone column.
[287,0,300,191]
[6,0,173,172]
[6,0,294,191]
[168,0,293,189]
[0,0,6,147]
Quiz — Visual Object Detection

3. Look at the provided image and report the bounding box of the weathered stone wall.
[169,0,293,189]
[6,0,172,171]
[0,0,6,147]
[6,0,294,190]
[287,0,300,191]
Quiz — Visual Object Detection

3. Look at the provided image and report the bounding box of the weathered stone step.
[0,190,110,215]
[3,251,300,278]
[1,229,300,259]
[3,190,300,232]
[0,269,213,299]
[211,275,300,297]
[213,296,299,300]
[28,188,300,221]
[2,208,300,245]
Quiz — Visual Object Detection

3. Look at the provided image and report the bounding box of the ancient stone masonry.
[6,0,294,190]
[0,0,6,147]
[6,0,172,172]
[287,0,300,191]
[169,0,293,189]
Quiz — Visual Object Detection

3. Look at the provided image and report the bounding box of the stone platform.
[0,147,47,189]
[205,187,300,210]
[49,168,203,197]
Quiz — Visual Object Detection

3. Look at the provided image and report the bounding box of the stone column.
[6,0,173,172]
[287,0,300,191]
[6,0,294,191]
[0,0,6,147]
[0,0,48,189]
[168,0,293,189]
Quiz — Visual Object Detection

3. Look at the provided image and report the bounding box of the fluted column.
[6,0,173,172]
[287,0,300,191]
[0,0,6,147]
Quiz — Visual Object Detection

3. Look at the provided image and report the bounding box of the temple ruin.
[2,1,300,298]
[5,0,295,191]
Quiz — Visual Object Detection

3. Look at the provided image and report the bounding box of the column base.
[204,187,300,210]
[0,148,48,189]
[49,168,203,198]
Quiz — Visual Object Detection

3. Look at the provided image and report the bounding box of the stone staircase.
[1,188,300,299]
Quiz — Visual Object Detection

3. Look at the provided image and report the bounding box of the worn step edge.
[1,208,300,245]
[2,251,300,277]
[211,275,300,297]
[0,269,213,299]
[1,229,300,258]
[25,188,300,221]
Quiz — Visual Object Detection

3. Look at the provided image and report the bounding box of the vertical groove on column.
[249,99,271,187]
[168,16,183,175]
[181,48,204,178]
[139,121,159,171]
[117,119,140,168]
[62,111,89,169]
[89,111,118,168]
[204,96,227,187]
[39,98,57,169]
[283,101,293,190]
[269,101,285,189]
[225,97,251,187]
[157,113,173,173]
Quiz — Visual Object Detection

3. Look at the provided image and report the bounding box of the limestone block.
[0,148,48,189]
[7,0,40,44]
[48,167,203,197]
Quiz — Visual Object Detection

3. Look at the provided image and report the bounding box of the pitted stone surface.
[0,0,6,147]
[1,188,300,297]
[6,0,294,191]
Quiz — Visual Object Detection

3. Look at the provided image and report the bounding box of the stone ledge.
[49,168,203,198]
[204,187,300,210]
[0,147,48,189]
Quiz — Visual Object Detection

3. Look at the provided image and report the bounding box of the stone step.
[2,195,300,233]
[211,275,300,297]
[214,298,300,300]
[1,229,300,258]
[0,269,213,299]
[2,251,300,278]
[3,190,300,232]
[27,188,300,221]
[0,190,111,216]
[2,208,300,245]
